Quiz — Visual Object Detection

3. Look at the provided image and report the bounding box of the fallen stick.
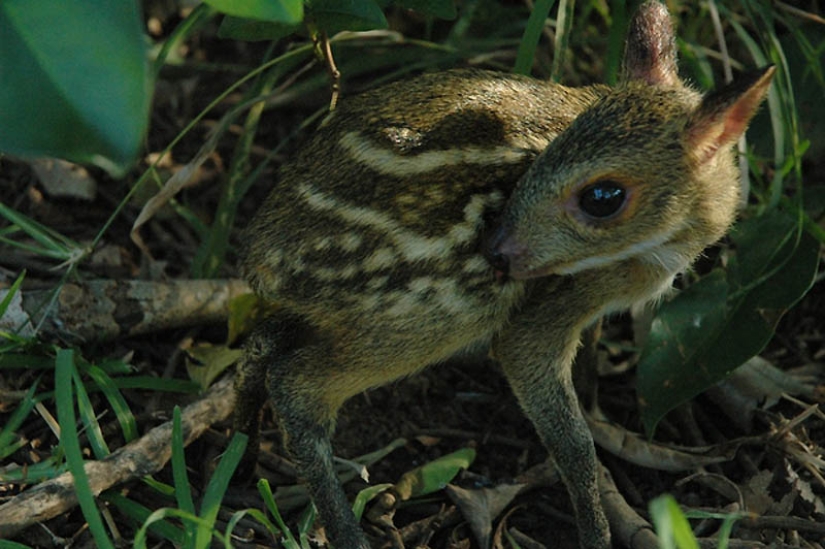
[0,375,236,538]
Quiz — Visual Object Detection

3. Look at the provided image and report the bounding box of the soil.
[1,3,823,548]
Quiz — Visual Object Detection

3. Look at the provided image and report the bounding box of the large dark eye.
[578,181,627,219]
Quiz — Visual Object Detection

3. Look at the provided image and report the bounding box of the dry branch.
[14,279,251,341]
[0,375,236,538]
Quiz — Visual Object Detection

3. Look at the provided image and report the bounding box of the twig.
[15,279,251,342]
[0,375,236,538]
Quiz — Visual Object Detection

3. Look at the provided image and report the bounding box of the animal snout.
[485,226,527,280]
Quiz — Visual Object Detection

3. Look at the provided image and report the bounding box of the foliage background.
[0,0,823,547]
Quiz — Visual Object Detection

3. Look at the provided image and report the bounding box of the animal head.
[487,1,774,281]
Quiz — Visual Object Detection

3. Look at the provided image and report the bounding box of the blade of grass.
[550,0,575,82]
[649,495,699,549]
[134,508,228,548]
[55,349,115,549]
[0,457,66,483]
[0,202,84,261]
[80,363,139,441]
[92,40,317,257]
[71,367,110,459]
[296,503,317,549]
[0,379,40,460]
[103,492,186,545]
[258,479,301,548]
[225,508,283,548]
[194,432,248,547]
[170,406,197,546]
[192,45,285,278]
[514,0,556,75]
[603,0,627,85]
[152,3,217,75]
[0,270,25,318]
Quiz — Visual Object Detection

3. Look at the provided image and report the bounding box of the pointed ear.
[623,1,679,87]
[686,66,776,165]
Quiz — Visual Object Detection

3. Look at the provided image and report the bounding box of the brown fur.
[233,2,774,547]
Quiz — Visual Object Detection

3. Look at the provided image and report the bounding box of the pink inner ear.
[688,71,775,165]
[688,108,744,164]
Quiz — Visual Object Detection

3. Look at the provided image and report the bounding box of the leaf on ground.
[740,470,777,515]
[29,159,97,200]
[227,292,277,345]
[446,482,524,549]
[704,356,824,432]
[184,342,243,389]
[393,447,476,500]
[131,151,210,256]
[352,483,393,520]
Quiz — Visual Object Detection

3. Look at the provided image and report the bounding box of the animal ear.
[686,66,776,165]
[623,1,679,87]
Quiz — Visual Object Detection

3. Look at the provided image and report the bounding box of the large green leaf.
[307,0,388,35]
[638,209,819,434]
[0,0,150,176]
[204,0,303,24]
[217,16,301,42]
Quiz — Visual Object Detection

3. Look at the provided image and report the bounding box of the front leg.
[493,282,610,549]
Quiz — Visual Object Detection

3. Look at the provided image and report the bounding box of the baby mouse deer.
[233,2,774,547]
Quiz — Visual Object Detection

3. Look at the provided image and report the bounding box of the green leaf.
[352,483,393,520]
[0,0,150,176]
[638,210,820,434]
[217,16,301,41]
[185,343,244,390]
[649,495,699,549]
[308,0,388,35]
[0,541,35,549]
[204,0,303,24]
[393,447,475,500]
[637,271,728,430]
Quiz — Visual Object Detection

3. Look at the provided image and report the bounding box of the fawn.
[233,2,774,547]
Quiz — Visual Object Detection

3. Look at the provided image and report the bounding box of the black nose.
[486,249,510,274]
[484,227,511,276]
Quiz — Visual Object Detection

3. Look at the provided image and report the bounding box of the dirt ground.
[1,3,824,548]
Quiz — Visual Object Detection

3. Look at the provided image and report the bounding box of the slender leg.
[267,345,371,549]
[572,322,602,412]
[233,313,370,548]
[493,285,610,549]
[233,318,280,479]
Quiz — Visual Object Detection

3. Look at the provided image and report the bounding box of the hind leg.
[233,314,371,549]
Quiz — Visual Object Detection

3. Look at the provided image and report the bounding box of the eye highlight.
[578,181,627,219]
